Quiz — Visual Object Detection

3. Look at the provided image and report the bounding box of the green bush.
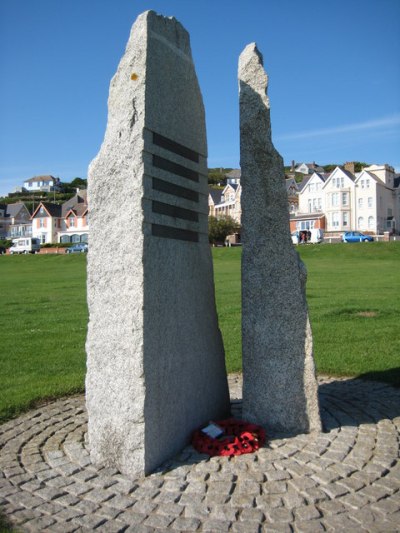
[209,215,240,245]
[0,239,12,249]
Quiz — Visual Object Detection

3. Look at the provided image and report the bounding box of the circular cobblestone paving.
[1,375,399,532]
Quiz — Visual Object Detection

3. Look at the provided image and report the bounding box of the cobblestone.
[1,375,400,531]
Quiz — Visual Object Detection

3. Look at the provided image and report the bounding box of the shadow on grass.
[357,367,400,388]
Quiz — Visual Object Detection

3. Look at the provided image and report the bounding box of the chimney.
[344,162,355,174]
[291,160,295,172]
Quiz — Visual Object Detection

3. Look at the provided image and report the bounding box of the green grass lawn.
[1,242,399,422]
[215,243,400,385]
[0,255,88,422]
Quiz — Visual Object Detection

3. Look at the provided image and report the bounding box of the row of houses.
[2,162,399,243]
[209,164,400,235]
[0,190,88,244]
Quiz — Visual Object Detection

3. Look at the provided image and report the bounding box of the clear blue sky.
[0,0,399,196]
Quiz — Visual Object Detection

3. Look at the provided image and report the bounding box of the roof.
[65,204,88,217]
[298,176,311,192]
[24,175,56,183]
[225,169,241,179]
[209,188,223,204]
[337,167,356,181]
[32,202,62,218]
[5,202,27,218]
[61,191,88,216]
[285,178,298,192]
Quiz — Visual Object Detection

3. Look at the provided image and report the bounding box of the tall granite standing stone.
[239,43,321,436]
[86,10,230,478]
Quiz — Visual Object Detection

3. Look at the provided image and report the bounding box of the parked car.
[342,231,374,243]
[9,237,41,254]
[66,243,88,254]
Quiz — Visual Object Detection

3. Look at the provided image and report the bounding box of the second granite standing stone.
[86,11,230,478]
[239,43,321,436]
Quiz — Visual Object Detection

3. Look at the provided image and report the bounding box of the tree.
[208,215,240,245]
[207,167,233,186]
[70,177,87,189]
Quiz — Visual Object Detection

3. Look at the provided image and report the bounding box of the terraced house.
[209,163,400,236]
[31,190,88,244]
[293,164,399,235]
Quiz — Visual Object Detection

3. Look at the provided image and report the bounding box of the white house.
[354,165,398,234]
[225,169,241,185]
[295,162,324,175]
[214,183,242,224]
[298,172,327,215]
[322,167,356,232]
[23,175,61,193]
[31,203,62,244]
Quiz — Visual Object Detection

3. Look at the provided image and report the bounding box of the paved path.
[1,375,399,532]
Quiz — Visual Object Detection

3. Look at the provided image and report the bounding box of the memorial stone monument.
[86,10,230,478]
[239,43,321,435]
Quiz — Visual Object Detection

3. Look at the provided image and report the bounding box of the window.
[308,199,312,213]
[342,192,349,206]
[69,217,75,227]
[368,197,373,208]
[297,220,315,230]
[309,183,315,193]
[366,179,370,188]
[332,212,340,228]
[361,180,365,189]
[333,177,344,188]
[332,193,339,207]
[343,212,349,226]
[358,216,365,229]
[60,235,71,243]
[358,198,363,208]
[71,234,80,243]
[368,216,374,229]
[39,218,45,228]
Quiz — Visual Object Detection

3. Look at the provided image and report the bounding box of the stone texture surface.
[239,43,321,435]
[1,375,400,532]
[86,10,229,479]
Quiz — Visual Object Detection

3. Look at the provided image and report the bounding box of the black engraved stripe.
[152,200,199,222]
[153,132,199,163]
[152,224,199,243]
[153,155,199,182]
[152,177,199,203]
